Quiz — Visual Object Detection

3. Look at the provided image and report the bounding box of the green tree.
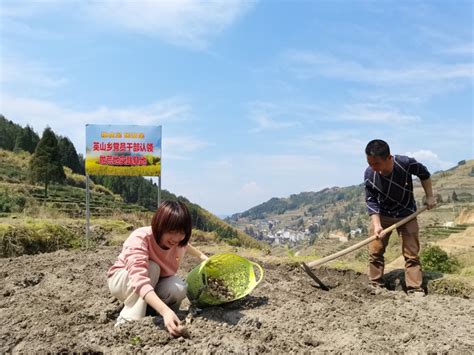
[91,175,171,211]
[78,153,85,173]
[30,127,66,197]
[0,115,23,150]
[14,125,40,153]
[58,136,84,174]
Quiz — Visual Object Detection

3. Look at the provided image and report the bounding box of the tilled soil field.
[1,246,473,353]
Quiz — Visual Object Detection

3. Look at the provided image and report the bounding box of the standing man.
[364,139,436,295]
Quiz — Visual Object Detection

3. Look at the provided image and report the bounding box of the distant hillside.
[413,159,474,203]
[228,159,473,246]
[0,150,261,250]
[413,159,474,227]
[0,116,262,249]
[227,184,367,245]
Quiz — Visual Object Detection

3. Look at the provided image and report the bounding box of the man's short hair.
[365,139,390,159]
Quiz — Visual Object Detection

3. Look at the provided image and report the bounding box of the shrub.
[421,245,460,273]
[191,229,218,245]
[65,173,86,189]
[93,184,114,195]
[0,191,26,213]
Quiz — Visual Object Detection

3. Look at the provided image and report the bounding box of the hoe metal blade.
[301,262,329,291]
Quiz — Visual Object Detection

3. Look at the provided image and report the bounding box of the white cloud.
[247,100,420,129]
[243,154,326,176]
[0,17,64,40]
[340,103,421,124]
[288,130,367,156]
[443,44,474,56]
[1,55,68,89]
[248,98,421,130]
[0,0,66,18]
[284,50,473,85]
[164,136,211,160]
[84,0,257,49]
[0,0,71,41]
[248,101,300,133]
[416,24,474,56]
[0,94,193,155]
[250,114,297,133]
[405,149,454,171]
[165,136,210,152]
[1,0,257,49]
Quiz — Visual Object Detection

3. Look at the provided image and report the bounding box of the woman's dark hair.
[151,200,192,247]
[365,139,390,159]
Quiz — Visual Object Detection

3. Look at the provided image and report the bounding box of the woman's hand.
[162,308,182,337]
[187,243,209,262]
[144,291,185,337]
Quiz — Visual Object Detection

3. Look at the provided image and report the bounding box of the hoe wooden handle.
[305,206,427,269]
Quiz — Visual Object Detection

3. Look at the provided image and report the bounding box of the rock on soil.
[0,247,473,353]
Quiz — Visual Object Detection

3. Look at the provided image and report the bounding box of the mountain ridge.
[227,159,474,246]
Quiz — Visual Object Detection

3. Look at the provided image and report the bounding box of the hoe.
[301,206,427,290]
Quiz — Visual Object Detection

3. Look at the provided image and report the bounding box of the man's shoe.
[407,288,426,297]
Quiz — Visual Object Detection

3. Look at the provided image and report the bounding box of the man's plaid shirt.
[364,155,431,218]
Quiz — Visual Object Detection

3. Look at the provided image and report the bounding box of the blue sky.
[1,0,473,216]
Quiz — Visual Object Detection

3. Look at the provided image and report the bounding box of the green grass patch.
[129,335,142,346]
[355,248,369,263]
[459,266,474,277]
[92,218,134,234]
[191,229,219,245]
[0,217,142,257]
[428,277,472,298]
[91,218,135,245]
[0,164,28,182]
[330,259,367,273]
[455,251,474,277]
[0,222,82,257]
